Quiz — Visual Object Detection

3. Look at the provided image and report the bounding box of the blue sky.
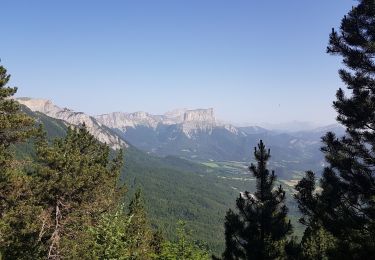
[1,1,353,125]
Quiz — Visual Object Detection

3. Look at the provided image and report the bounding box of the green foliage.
[300,225,336,260]
[85,192,159,260]
[126,190,155,258]
[30,126,124,258]
[1,121,125,259]
[0,64,35,212]
[0,65,37,258]
[220,140,293,260]
[0,66,35,168]
[158,221,210,260]
[89,205,134,259]
[122,147,241,254]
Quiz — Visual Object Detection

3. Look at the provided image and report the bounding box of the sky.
[1,1,354,125]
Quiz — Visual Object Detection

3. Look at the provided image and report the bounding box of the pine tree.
[29,125,124,259]
[0,65,37,258]
[126,189,156,259]
[220,140,292,260]
[295,1,375,258]
[0,64,35,214]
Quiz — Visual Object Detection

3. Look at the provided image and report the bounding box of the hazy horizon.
[1,1,353,125]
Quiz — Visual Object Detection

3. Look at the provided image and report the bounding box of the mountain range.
[17,97,345,173]
[94,106,344,167]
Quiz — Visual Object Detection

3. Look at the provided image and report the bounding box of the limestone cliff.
[16,98,127,150]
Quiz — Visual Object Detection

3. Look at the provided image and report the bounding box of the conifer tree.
[295,0,375,258]
[126,189,156,259]
[29,125,124,259]
[220,140,292,260]
[0,64,35,215]
[0,65,37,258]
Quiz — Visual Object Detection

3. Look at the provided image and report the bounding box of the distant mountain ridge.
[96,108,227,137]
[95,108,265,138]
[16,98,128,150]
[93,106,342,166]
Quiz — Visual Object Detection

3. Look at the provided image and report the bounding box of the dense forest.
[1,0,375,259]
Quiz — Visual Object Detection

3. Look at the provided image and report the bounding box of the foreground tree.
[296,0,375,258]
[30,126,124,259]
[0,65,37,258]
[126,190,156,258]
[0,64,35,215]
[220,140,292,260]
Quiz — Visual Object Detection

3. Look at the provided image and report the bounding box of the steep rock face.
[94,105,331,164]
[183,108,214,123]
[179,108,216,138]
[163,108,187,124]
[96,108,221,138]
[16,98,127,150]
[96,111,162,130]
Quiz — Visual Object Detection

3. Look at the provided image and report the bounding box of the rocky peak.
[129,111,149,119]
[178,109,216,138]
[15,98,58,114]
[163,109,187,124]
[183,108,215,123]
[96,111,161,129]
[16,98,128,150]
[96,112,130,129]
[164,108,187,118]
